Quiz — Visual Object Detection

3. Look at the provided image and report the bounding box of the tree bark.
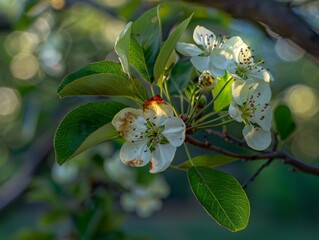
[188,0,319,63]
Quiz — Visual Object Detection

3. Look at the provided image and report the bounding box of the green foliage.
[169,59,195,96]
[131,6,162,80]
[212,73,233,112]
[14,230,55,240]
[57,61,148,102]
[54,102,126,165]
[129,37,151,81]
[188,167,250,232]
[175,154,238,170]
[115,22,133,76]
[153,14,193,83]
[274,104,296,140]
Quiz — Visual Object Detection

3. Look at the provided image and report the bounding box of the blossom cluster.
[104,152,170,217]
[177,26,274,150]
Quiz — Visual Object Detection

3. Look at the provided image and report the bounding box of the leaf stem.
[193,77,233,119]
[184,143,194,166]
[190,119,234,130]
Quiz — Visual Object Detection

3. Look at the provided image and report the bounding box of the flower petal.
[149,144,176,173]
[248,66,274,83]
[193,25,216,46]
[209,50,231,69]
[231,79,251,105]
[176,42,204,56]
[242,125,271,151]
[222,36,245,52]
[229,101,243,123]
[112,108,147,141]
[143,96,174,125]
[249,82,272,106]
[120,141,151,167]
[252,104,272,131]
[161,117,186,147]
[190,55,210,72]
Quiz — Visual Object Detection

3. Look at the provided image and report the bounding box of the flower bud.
[198,70,217,92]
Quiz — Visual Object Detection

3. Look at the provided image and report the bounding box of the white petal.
[190,55,210,72]
[149,144,176,173]
[252,105,272,131]
[112,108,147,141]
[231,80,251,105]
[249,82,272,105]
[222,36,245,51]
[209,50,231,69]
[176,42,203,56]
[161,117,186,147]
[248,66,274,83]
[120,141,151,167]
[143,96,174,125]
[242,125,271,151]
[193,25,216,46]
[228,101,243,123]
[210,66,226,77]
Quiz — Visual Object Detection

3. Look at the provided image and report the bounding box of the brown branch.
[185,135,319,176]
[187,0,319,63]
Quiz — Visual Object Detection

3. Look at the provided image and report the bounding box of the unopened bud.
[198,70,217,92]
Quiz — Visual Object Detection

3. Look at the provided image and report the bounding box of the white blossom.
[176,25,236,77]
[229,82,272,150]
[112,96,186,173]
[227,37,274,84]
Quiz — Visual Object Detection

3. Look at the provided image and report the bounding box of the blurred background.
[0,0,319,239]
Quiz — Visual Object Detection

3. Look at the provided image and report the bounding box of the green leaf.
[14,230,55,240]
[115,22,132,76]
[132,6,162,80]
[154,14,193,83]
[57,61,147,102]
[274,104,296,140]
[175,154,237,170]
[212,73,233,111]
[54,102,126,165]
[188,167,250,232]
[169,60,195,96]
[129,37,150,81]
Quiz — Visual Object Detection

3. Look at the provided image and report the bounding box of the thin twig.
[242,134,279,189]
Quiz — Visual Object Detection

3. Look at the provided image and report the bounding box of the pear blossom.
[227,38,274,84]
[104,152,170,217]
[120,176,170,218]
[229,82,272,150]
[112,96,186,173]
[176,25,239,77]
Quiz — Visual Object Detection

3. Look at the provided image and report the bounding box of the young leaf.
[212,73,233,112]
[57,61,147,102]
[132,6,162,80]
[129,37,150,81]
[175,154,237,170]
[54,102,126,165]
[188,166,250,232]
[115,22,132,76]
[274,104,296,140]
[153,14,193,83]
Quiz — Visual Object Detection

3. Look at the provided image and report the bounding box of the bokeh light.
[275,38,305,62]
[291,130,319,161]
[284,84,318,119]
[10,54,40,81]
[0,87,21,122]
[4,31,39,56]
